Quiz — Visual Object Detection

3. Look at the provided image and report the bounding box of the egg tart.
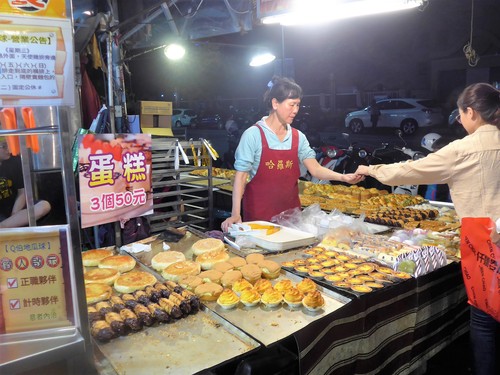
[351,285,373,293]
[325,274,344,283]
[365,282,385,289]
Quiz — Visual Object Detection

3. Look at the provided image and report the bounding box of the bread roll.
[240,264,262,284]
[178,275,203,291]
[228,256,247,269]
[82,249,114,267]
[212,261,234,273]
[194,282,223,301]
[84,268,120,285]
[191,238,225,256]
[195,250,230,270]
[199,269,223,284]
[151,251,186,271]
[220,270,243,288]
[245,253,265,264]
[114,271,157,294]
[98,255,136,273]
[161,260,201,282]
[258,260,281,279]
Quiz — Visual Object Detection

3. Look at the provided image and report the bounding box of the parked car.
[193,111,224,129]
[171,108,197,127]
[344,98,444,135]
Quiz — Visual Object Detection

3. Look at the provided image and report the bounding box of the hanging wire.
[463,0,480,67]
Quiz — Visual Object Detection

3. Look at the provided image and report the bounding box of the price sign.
[0,226,73,333]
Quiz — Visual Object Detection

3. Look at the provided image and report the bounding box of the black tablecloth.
[294,262,468,374]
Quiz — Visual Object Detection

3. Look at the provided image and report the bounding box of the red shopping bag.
[460,217,500,321]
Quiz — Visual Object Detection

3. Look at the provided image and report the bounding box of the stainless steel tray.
[94,305,260,375]
[204,270,351,347]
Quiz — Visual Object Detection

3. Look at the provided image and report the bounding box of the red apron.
[242,125,301,222]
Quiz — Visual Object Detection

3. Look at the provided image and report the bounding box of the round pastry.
[333,266,348,273]
[322,268,335,275]
[345,277,364,285]
[177,275,203,291]
[199,269,224,284]
[258,260,281,279]
[260,288,283,308]
[228,256,247,269]
[196,250,230,270]
[303,248,320,257]
[293,259,307,266]
[320,260,336,268]
[306,258,320,264]
[194,282,223,301]
[85,283,112,304]
[351,285,373,293]
[274,279,293,294]
[324,274,344,283]
[348,269,364,277]
[294,265,309,275]
[114,271,157,293]
[337,254,352,262]
[358,275,375,282]
[253,278,273,294]
[357,263,376,274]
[308,270,326,279]
[240,288,261,307]
[151,251,186,271]
[240,264,262,284]
[297,278,317,294]
[191,238,225,256]
[217,288,240,309]
[336,272,351,280]
[344,263,358,270]
[365,281,385,289]
[161,260,201,282]
[393,271,412,279]
[302,290,325,311]
[84,268,120,285]
[283,287,304,308]
[212,261,234,273]
[221,270,243,288]
[98,255,136,273]
[232,279,253,295]
[377,266,395,275]
[323,250,339,258]
[333,281,351,289]
[315,254,329,262]
[245,253,265,264]
[82,249,114,267]
[281,261,295,269]
[307,264,323,271]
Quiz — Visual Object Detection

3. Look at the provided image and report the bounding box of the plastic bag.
[460,217,500,321]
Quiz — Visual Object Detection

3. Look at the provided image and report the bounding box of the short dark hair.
[457,82,500,128]
[263,76,302,110]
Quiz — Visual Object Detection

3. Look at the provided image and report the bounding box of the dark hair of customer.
[457,82,500,129]
[263,76,303,110]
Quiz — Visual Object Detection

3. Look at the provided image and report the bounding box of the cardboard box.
[140,101,173,116]
[141,114,172,128]
[141,127,174,137]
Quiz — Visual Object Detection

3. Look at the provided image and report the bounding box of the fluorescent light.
[164,43,186,60]
[249,52,276,67]
[261,0,425,25]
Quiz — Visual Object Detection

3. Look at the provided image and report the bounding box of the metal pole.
[107,31,116,134]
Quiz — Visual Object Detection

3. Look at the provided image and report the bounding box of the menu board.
[0,226,73,333]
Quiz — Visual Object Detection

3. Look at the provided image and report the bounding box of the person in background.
[221,76,363,232]
[369,99,380,128]
[0,137,51,228]
[355,82,500,375]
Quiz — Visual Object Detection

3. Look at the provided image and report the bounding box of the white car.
[344,98,444,135]
[172,108,197,127]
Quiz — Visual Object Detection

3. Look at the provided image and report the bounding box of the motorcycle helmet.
[421,133,442,152]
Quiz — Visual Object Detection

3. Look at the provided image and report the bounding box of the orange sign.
[0,0,66,19]
[0,227,72,333]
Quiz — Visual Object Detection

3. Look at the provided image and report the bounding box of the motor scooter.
[302,133,347,184]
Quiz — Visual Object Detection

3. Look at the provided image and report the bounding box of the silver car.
[172,108,197,127]
[344,98,444,135]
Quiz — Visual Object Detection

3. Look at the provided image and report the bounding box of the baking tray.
[204,270,350,347]
[237,221,317,252]
[94,305,260,375]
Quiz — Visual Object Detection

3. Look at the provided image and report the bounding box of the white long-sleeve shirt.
[366,124,500,221]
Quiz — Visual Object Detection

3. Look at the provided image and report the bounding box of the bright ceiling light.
[164,43,186,60]
[249,52,276,67]
[261,0,425,25]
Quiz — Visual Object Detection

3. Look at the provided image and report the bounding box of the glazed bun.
[98,255,136,273]
[212,261,234,273]
[245,253,265,264]
[221,270,243,288]
[195,250,230,270]
[82,249,114,267]
[161,260,201,282]
[151,251,186,271]
[258,260,281,279]
[85,283,112,304]
[194,282,224,301]
[84,268,120,286]
[228,257,247,269]
[191,238,225,256]
[114,271,157,294]
[240,264,262,284]
[199,269,223,284]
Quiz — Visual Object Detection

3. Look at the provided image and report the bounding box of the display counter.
[85,224,467,375]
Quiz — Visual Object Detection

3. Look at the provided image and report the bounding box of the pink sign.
[78,134,153,228]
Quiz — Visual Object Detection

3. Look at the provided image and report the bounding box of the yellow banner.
[0,0,66,19]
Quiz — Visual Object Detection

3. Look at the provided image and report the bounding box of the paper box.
[141,114,172,128]
[140,101,173,116]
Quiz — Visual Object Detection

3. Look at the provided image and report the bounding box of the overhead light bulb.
[249,52,276,67]
[164,43,186,60]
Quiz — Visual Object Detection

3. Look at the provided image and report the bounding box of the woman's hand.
[491,227,500,246]
[355,165,370,176]
[221,215,242,233]
[342,173,365,184]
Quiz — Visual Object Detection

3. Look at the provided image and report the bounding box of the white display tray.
[241,221,317,252]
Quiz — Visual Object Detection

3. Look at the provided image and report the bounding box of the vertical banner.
[0,15,74,107]
[0,226,73,333]
[78,134,154,229]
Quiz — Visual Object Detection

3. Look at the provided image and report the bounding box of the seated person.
[0,137,51,228]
